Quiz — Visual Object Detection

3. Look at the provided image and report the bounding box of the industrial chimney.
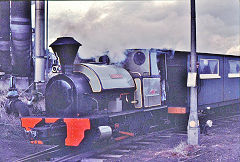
[49,37,81,74]
[11,0,32,76]
[0,1,11,74]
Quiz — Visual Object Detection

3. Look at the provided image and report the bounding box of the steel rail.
[16,145,62,162]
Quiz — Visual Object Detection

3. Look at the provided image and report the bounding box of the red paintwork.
[31,140,43,144]
[45,118,59,123]
[115,135,129,141]
[150,89,156,95]
[21,117,91,146]
[119,131,134,137]
[114,123,120,129]
[110,74,123,79]
[21,118,42,131]
[168,107,186,114]
[63,118,90,146]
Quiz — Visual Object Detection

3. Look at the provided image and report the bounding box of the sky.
[45,0,239,61]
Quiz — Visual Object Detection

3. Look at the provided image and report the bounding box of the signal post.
[187,0,200,145]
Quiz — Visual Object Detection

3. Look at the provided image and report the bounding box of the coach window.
[228,60,240,78]
[199,59,221,79]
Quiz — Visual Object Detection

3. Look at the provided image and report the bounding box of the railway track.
[53,130,174,162]
[55,130,175,162]
[15,125,176,162]
[16,113,240,162]
[15,145,75,162]
[16,145,61,162]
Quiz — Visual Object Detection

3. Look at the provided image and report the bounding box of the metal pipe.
[34,1,45,83]
[187,0,200,145]
[45,0,50,76]
[46,0,48,51]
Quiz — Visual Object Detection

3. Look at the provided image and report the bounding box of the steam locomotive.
[20,37,240,146]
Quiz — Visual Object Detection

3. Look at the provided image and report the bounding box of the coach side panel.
[197,54,240,109]
[223,56,240,101]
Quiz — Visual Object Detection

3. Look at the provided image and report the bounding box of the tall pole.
[34,1,45,85]
[45,0,49,79]
[187,0,200,145]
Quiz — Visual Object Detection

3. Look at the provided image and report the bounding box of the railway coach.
[166,50,240,113]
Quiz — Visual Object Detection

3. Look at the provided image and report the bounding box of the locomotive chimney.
[49,37,81,74]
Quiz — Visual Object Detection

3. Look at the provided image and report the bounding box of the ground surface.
[104,114,240,162]
[0,90,50,162]
[0,118,51,162]
[0,112,240,161]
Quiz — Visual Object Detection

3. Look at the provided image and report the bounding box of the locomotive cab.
[124,49,162,108]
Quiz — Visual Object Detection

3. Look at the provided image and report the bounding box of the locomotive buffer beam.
[25,123,67,145]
